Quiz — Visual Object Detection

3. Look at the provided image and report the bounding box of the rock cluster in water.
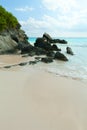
[19,32,74,63]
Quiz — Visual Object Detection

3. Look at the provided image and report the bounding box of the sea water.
[28,37,87,80]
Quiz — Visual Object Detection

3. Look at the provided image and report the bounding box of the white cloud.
[42,0,77,13]
[18,15,78,36]
[20,10,87,37]
[19,0,87,37]
[15,6,34,12]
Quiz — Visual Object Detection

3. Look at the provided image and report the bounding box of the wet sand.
[0,55,87,130]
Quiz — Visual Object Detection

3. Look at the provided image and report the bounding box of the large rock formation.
[0,35,18,54]
[33,34,69,62]
[0,29,30,54]
[54,51,68,61]
[0,6,30,54]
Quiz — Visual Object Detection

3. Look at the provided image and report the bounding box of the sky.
[0,0,87,37]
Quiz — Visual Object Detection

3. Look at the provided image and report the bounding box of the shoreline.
[0,61,87,129]
[0,54,87,129]
[0,54,87,82]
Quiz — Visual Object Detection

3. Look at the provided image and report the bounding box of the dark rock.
[19,62,27,66]
[51,39,67,44]
[11,29,29,44]
[34,37,54,52]
[4,65,12,68]
[46,51,55,58]
[0,26,30,54]
[52,44,61,51]
[35,47,47,55]
[35,37,45,45]
[11,35,19,43]
[66,47,74,55]
[41,57,53,63]
[20,44,34,54]
[43,32,52,42]
[42,33,67,44]
[54,51,68,61]
[34,37,52,51]
[35,57,41,60]
[60,39,67,44]
[28,52,36,56]
[29,61,37,65]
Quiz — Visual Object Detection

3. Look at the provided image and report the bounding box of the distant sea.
[28,37,87,81]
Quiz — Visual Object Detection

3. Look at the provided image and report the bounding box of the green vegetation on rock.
[0,6,19,31]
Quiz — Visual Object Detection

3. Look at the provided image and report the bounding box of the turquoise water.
[29,37,87,80]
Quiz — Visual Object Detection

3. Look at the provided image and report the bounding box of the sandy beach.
[0,55,87,130]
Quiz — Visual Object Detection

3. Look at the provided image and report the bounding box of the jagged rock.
[0,28,30,54]
[20,44,34,54]
[35,57,41,60]
[42,33,67,44]
[66,47,74,55]
[0,35,18,54]
[34,47,46,55]
[8,29,29,44]
[19,62,27,66]
[34,37,52,51]
[28,52,36,56]
[34,37,61,52]
[43,32,52,42]
[29,61,37,65]
[35,49,46,55]
[35,37,45,45]
[51,39,67,44]
[52,44,61,51]
[34,38,52,51]
[4,65,12,68]
[41,57,53,63]
[54,51,68,61]
[46,51,55,58]
[11,34,19,43]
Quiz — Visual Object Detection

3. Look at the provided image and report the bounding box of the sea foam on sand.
[0,55,87,130]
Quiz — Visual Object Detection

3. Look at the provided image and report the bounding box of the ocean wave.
[47,67,87,81]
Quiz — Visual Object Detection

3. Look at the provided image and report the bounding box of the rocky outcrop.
[0,28,30,54]
[34,37,52,51]
[0,35,18,54]
[0,28,74,63]
[66,46,74,55]
[0,6,30,54]
[10,29,29,44]
[54,51,68,61]
[43,33,67,44]
[51,39,67,44]
[33,33,71,62]
[41,57,53,63]
[34,37,61,52]
[43,32,52,42]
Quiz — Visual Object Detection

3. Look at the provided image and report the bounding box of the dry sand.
[0,55,87,130]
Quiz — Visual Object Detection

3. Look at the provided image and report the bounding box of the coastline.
[0,54,87,130]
